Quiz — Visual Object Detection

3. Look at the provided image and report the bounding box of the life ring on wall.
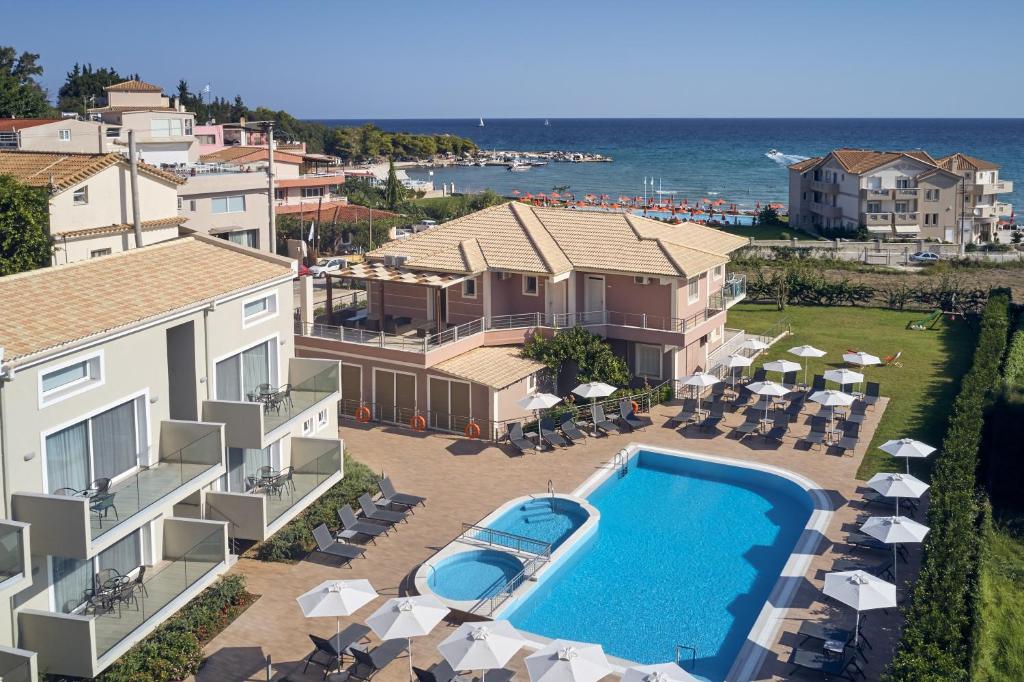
[464,421,481,439]
[630,400,641,414]
[354,406,371,423]
[410,415,427,431]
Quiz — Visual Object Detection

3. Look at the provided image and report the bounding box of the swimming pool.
[633,210,756,226]
[427,549,524,602]
[500,448,819,682]
[485,497,589,550]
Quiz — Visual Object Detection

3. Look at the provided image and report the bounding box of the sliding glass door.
[215,340,276,401]
[52,528,144,613]
[224,442,281,492]
[44,398,142,494]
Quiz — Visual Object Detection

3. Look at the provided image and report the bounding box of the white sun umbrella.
[788,345,826,386]
[724,353,753,389]
[741,338,769,352]
[861,515,930,587]
[823,570,897,645]
[682,371,720,412]
[809,389,854,434]
[844,351,882,367]
[297,579,378,668]
[762,359,801,387]
[525,639,611,682]
[518,392,562,431]
[823,368,864,393]
[867,472,929,515]
[880,438,937,474]
[366,595,450,679]
[622,662,699,682]
[572,382,616,424]
[747,380,789,420]
[439,621,525,682]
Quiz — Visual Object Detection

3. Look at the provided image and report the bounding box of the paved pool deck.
[197,397,920,682]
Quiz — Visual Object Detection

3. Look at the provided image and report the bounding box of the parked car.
[909,251,940,264]
[309,257,347,278]
[295,262,310,279]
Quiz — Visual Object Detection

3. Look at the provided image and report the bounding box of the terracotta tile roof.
[276,175,346,189]
[0,236,293,365]
[104,79,164,93]
[434,345,545,389]
[200,146,304,166]
[936,152,1000,171]
[788,157,821,172]
[0,151,184,191]
[86,105,176,114]
[56,216,185,239]
[0,118,65,132]
[370,204,746,278]
[275,201,397,222]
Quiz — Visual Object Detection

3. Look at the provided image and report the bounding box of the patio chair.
[86,478,111,496]
[811,374,826,391]
[884,351,903,368]
[836,423,861,455]
[845,400,868,425]
[591,404,622,435]
[90,493,118,528]
[697,403,726,432]
[358,493,408,526]
[539,418,570,448]
[751,368,767,383]
[128,565,148,598]
[507,423,537,454]
[413,660,472,682]
[802,417,829,450]
[378,477,426,510]
[350,639,408,680]
[304,625,373,677]
[559,413,587,442]
[668,398,699,426]
[311,523,366,566]
[619,399,653,431]
[863,382,881,408]
[337,505,389,543]
[763,417,790,443]
[784,396,805,422]
[730,387,753,411]
[782,371,799,390]
[788,646,865,681]
[732,409,762,440]
[711,382,727,400]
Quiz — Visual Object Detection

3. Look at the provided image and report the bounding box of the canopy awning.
[866,225,894,234]
[332,261,467,288]
[894,225,920,235]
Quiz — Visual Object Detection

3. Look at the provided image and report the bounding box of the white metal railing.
[0,131,19,149]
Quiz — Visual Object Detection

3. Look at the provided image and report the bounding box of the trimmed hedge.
[97,575,254,682]
[887,293,1010,681]
[983,308,1024,508]
[252,454,380,562]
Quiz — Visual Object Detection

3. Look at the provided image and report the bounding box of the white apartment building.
[789,148,1013,243]
[177,168,271,250]
[0,118,110,154]
[0,236,343,678]
[88,80,199,166]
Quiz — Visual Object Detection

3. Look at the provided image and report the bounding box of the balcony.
[0,646,36,682]
[18,519,227,679]
[894,212,920,225]
[974,202,1014,219]
[894,188,919,199]
[0,521,30,596]
[809,180,839,193]
[205,437,343,541]
[863,188,892,200]
[808,201,842,218]
[11,422,224,560]
[723,274,747,307]
[862,213,894,232]
[971,180,1013,195]
[202,359,339,449]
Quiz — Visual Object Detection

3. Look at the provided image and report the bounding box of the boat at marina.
[507,159,530,172]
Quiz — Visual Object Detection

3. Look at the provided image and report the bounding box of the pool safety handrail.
[469,551,548,616]
[460,523,553,558]
[675,644,697,671]
[547,480,555,499]
[613,449,630,477]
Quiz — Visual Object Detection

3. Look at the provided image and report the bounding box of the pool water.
[503,450,813,681]
[486,497,588,550]
[428,550,524,601]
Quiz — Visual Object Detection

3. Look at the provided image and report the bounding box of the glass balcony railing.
[261,363,339,434]
[0,523,25,583]
[0,659,32,682]
[265,443,342,526]
[94,526,223,658]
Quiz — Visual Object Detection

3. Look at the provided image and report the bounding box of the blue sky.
[6,0,1023,118]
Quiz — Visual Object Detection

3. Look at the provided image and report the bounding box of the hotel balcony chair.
[90,493,119,527]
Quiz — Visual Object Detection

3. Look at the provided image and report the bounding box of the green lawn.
[975,514,1024,681]
[717,223,820,241]
[724,303,976,479]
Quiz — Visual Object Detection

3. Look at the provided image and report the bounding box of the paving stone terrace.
[197,398,921,682]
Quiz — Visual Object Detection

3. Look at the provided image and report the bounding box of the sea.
[312,119,1024,213]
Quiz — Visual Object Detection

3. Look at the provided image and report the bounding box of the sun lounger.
[782,371,799,390]
[751,368,767,383]
[862,490,918,515]
[730,387,753,410]
[619,399,653,430]
[312,524,366,566]
[846,531,909,561]
[845,400,868,425]
[304,625,373,676]
[697,403,726,432]
[669,399,699,426]
[559,413,587,442]
[830,558,894,582]
[350,639,408,680]
[539,418,570,448]
[592,405,622,435]
[764,417,790,443]
[378,477,426,510]
[732,409,762,440]
[802,417,829,450]
[811,374,826,392]
[836,423,861,454]
[863,382,881,408]
[414,660,472,682]
[788,646,865,681]
[359,493,408,525]
[784,397,805,422]
[797,619,871,658]
[507,423,538,453]
[337,505,388,543]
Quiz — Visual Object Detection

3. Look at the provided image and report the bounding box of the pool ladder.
[675,644,697,671]
[613,449,629,478]
[547,480,555,499]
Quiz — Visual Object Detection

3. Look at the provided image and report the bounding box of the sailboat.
[478,117,485,127]
[544,119,550,127]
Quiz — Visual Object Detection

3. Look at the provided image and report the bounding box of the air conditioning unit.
[634,276,653,285]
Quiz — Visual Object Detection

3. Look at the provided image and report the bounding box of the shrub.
[521,326,630,388]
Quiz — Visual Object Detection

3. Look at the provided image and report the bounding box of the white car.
[309,257,347,278]
[909,251,940,264]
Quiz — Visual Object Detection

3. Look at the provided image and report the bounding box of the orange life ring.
[464,421,481,439]
[630,400,641,414]
[410,415,427,431]
[354,406,371,423]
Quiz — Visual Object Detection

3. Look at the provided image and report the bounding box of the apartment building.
[0,118,110,154]
[294,203,748,438]
[788,148,1013,243]
[0,236,342,678]
[88,80,198,166]
[0,150,185,265]
[176,167,271,250]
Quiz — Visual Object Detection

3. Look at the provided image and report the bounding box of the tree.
[521,327,630,388]
[57,63,129,114]
[0,46,54,118]
[0,175,52,275]
[383,159,405,210]
[756,205,782,226]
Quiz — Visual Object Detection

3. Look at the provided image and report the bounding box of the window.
[52,528,144,614]
[73,186,88,206]
[242,292,277,326]
[526,373,537,393]
[274,189,287,201]
[184,119,193,136]
[925,189,939,201]
[189,199,197,212]
[896,177,911,189]
[301,187,324,198]
[58,129,71,141]
[150,118,183,137]
[177,197,183,210]
[317,408,329,429]
[195,134,216,145]
[223,442,280,493]
[301,417,314,436]
[523,275,538,296]
[105,127,121,138]
[222,229,258,249]
[462,278,477,298]
[895,201,909,213]
[635,344,661,379]
[687,276,699,303]
[931,213,939,225]
[924,214,932,225]
[866,201,881,214]
[41,355,99,395]
[90,248,111,258]
[713,265,723,279]
[211,195,245,214]
[215,339,277,402]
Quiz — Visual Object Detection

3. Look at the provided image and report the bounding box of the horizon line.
[301,116,1024,121]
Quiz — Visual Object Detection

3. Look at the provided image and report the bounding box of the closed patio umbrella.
[297,579,378,669]
[724,353,752,389]
[439,621,525,682]
[747,380,789,420]
[867,472,929,515]
[366,595,450,679]
[823,570,896,645]
[861,515,929,586]
[622,663,699,682]
[844,351,882,367]
[809,389,854,434]
[682,371,720,413]
[823,368,864,393]
[525,640,611,682]
[788,345,826,387]
[879,438,936,474]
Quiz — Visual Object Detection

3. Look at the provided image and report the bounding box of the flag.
[202,84,211,94]
[307,221,315,242]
